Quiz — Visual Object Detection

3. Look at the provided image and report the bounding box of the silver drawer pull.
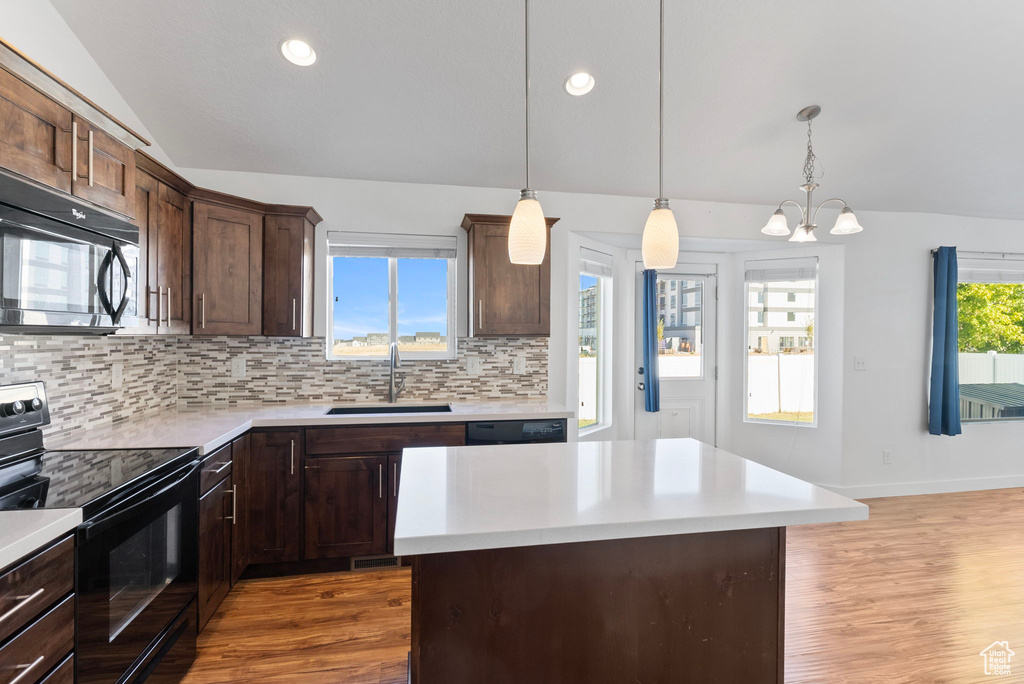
[207,460,231,475]
[290,439,295,475]
[0,587,44,625]
[8,656,45,684]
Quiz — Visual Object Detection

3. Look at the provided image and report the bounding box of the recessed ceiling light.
[281,39,316,66]
[564,72,595,96]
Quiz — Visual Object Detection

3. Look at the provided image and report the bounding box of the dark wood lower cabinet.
[387,453,402,555]
[198,474,232,631]
[248,431,302,564]
[230,434,250,583]
[304,455,387,560]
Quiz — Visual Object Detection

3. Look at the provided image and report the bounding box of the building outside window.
[745,257,817,425]
[956,255,1024,421]
[327,232,457,360]
[579,248,614,431]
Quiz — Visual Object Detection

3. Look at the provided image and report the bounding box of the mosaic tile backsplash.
[0,335,548,441]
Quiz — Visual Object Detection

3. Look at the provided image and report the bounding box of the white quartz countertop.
[393,438,868,555]
[48,400,573,455]
[0,508,81,569]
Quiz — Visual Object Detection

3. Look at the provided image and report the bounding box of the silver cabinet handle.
[208,460,231,475]
[149,286,160,328]
[478,299,483,331]
[165,287,171,327]
[200,293,206,329]
[292,298,297,332]
[0,587,44,625]
[290,439,295,475]
[225,485,236,524]
[393,462,397,497]
[88,129,94,186]
[378,463,383,499]
[71,121,78,180]
[7,656,45,684]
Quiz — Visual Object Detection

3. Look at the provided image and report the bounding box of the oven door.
[76,460,199,684]
[0,203,137,331]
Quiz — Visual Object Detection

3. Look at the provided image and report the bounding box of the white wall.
[4,0,176,167]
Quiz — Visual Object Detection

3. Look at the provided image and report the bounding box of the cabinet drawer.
[199,444,232,495]
[0,594,73,684]
[38,654,73,684]
[306,423,466,455]
[0,536,73,643]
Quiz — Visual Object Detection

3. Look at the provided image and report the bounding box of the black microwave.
[0,170,138,333]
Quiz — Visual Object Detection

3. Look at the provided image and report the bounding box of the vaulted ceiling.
[52,0,1024,219]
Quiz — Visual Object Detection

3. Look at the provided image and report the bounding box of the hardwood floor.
[183,488,1024,683]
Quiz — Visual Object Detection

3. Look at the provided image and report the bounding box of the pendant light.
[508,0,547,265]
[641,0,679,269]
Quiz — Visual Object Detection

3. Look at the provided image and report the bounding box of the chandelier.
[761,106,863,242]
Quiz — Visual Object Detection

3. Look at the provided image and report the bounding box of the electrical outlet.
[231,357,247,379]
[882,449,892,465]
[513,357,527,375]
[111,362,124,389]
[467,357,483,375]
[854,357,867,371]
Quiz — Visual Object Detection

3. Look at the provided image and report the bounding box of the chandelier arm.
[778,199,805,224]
[810,198,848,225]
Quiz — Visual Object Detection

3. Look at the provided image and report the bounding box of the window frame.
[578,248,614,435]
[326,243,458,362]
[743,257,819,428]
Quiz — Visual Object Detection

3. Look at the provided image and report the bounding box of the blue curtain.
[929,246,961,436]
[641,269,661,412]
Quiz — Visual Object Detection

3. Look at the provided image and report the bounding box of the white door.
[633,262,717,444]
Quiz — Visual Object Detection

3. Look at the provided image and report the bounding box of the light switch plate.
[513,357,526,375]
[854,357,867,371]
[882,449,892,465]
[111,362,124,389]
[231,357,247,379]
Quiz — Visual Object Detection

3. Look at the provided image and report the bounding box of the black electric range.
[0,381,200,684]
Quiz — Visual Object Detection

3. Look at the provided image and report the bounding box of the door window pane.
[397,258,449,354]
[330,257,390,356]
[656,277,703,378]
[746,279,815,423]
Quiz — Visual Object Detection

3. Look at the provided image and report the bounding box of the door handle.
[637,382,646,391]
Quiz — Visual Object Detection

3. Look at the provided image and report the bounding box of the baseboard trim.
[823,475,1024,500]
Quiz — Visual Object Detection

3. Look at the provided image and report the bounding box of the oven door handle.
[79,462,198,540]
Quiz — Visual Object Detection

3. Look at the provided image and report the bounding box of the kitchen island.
[394,438,868,684]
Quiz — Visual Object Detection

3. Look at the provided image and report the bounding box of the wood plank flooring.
[182,488,1024,683]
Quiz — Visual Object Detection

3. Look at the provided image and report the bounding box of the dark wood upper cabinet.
[304,455,388,560]
[230,434,251,584]
[192,200,264,335]
[71,116,136,218]
[263,208,321,337]
[133,170,160,333]
[248,431,302,564]
[198,473,232,631]
[0,66,72,192]
[462,213,558,336]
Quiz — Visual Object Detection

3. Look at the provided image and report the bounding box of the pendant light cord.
[524,0,531,190]
[658,0,664,200]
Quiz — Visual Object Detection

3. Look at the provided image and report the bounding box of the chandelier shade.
[789,225,817,243]
[761,209,791,236]
[830,207,863,235]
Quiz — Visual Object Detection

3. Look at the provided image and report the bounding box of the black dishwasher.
[466,419,567,445]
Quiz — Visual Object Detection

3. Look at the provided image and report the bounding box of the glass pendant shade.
[761,209,791,236]
[789,225,817,243]
[830,207,863,235]
[642,201,679,269]
[508,191,547,264]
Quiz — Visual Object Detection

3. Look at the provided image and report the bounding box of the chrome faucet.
[388,342,405,403]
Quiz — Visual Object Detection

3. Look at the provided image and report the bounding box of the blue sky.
[332,257,448,340]
[580,274,597,291]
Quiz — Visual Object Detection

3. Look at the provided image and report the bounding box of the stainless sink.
[325,404,454,415]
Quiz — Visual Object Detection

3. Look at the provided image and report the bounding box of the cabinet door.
[132,171,159,333]
[0,67,72,192]
[192,201,263,335]
[72,116,135,217]
[263,214,312,337]
[387,453,402,555]
[230,433,250,583]
[156,183,191,333]
[198,474,232,631]
[248,431,302,564]
[304,455,387,560]
[471,222,550,335]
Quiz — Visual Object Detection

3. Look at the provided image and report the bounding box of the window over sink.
[327,232,457,360]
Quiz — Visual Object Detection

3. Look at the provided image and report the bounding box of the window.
[579,248,613,431]
[327,232,457,359]
[655,274,705,378]
[787,292,797,302]
[745,257,817,425]
[957,255,1024,421]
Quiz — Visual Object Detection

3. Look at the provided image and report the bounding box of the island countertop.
[394,438,868,556]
